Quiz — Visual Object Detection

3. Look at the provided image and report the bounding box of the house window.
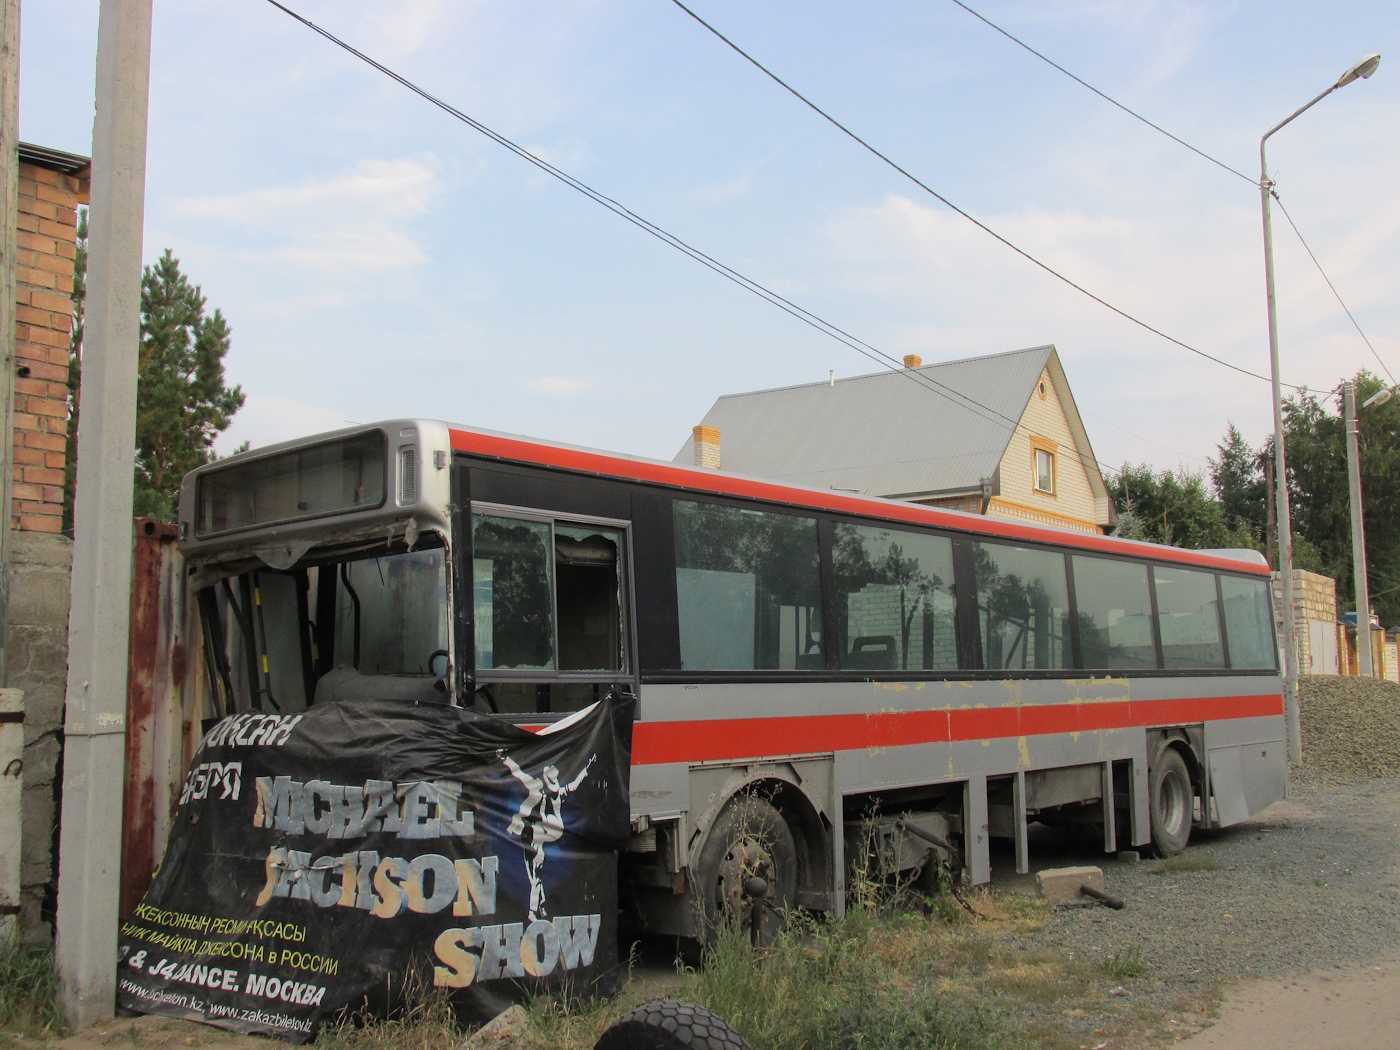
[1034,447,1055,494]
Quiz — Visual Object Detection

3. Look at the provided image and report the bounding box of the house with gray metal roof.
[676,345,1115,535]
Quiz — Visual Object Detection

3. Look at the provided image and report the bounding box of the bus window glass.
[672,500,823,671]
[834,523,957,671]
[973,542,1071,670]
[555,524,624,672]
[1073,556,1156,669]
[335,547,450,674]
[1155,567,1225,669]
[472,516,555,671]
[1220,575,1278,670]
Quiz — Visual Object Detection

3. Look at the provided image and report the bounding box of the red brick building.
[14,143,88,532]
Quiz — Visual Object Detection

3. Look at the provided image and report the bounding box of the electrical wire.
[942,1,1393,385]
[667,0,1296,390]
[263,0,1132,488]
[945,0,1256,185]
[1270,190,1395,386]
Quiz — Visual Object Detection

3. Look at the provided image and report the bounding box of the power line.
[943,0,1394,385]
[667,0,1297,390]
[1270,190,1395,385]
[945,0,1256,185]
[263,0,1132,488]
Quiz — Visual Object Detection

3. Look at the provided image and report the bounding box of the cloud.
[175,157,441,272]
[527,376,588,396]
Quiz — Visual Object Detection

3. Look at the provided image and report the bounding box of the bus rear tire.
[1149,747,1192,856]
[697,795,795,947]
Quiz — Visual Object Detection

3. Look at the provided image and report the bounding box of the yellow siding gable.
[992,369,1102,533]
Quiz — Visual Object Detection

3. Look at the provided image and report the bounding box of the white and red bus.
[179,419,1285,938]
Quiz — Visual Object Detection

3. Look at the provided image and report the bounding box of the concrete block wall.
[6,530,73,943]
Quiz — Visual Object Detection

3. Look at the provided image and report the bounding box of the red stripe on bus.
[628,693,1283,765]
[448,428,1269,576]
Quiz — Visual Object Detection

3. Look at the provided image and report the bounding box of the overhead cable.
[1270,190,1395,385]
[944,0,1393,382]
[667,0,1298,390]
[945,0,1256,185]
[263,0,1130,485]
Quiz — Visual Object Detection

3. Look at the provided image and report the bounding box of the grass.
[1096,948,1148,980]
[0,938,64,1038]
[1147,850,1221,875]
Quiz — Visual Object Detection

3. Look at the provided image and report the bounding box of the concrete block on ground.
[1118,850,1141,864]
[461,1005,536,1050]
[1035,865,1105,903]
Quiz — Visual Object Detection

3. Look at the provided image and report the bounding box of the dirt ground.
[1178,958,1400,1048]
[25,773,1400,1050]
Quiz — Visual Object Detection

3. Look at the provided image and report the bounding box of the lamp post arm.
[1260,83,1339,167]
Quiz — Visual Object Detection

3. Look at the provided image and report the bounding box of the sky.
[19,1,1400,479]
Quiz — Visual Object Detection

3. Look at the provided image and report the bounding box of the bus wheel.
[1149,747,1192,856]
[697,795,795,946]
[595,1000,752,1050]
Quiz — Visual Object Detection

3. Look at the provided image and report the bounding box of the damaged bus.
[178,419,1286,939]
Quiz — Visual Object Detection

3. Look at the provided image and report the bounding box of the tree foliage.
[134,251,244,520]
[65,244,243,525]
[1198,372,1400,626]
[1107,463,1254,550]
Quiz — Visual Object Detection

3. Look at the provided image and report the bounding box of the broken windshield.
[201,541,451,715]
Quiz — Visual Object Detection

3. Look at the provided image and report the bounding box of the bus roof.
[445,422,1270,577]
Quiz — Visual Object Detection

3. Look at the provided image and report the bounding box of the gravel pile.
[1300,675,1400,782]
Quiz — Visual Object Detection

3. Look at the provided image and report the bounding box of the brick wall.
[13,160,85,533]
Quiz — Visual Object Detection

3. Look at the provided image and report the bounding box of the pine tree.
[64,244,244,526]
[134,251,244,520]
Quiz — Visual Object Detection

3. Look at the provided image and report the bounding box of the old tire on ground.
[595,1000,752,1050]
[1149,746,1193,856]
[696,795,796,946]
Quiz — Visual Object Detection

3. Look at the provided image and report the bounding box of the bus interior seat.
[846,635,898,671]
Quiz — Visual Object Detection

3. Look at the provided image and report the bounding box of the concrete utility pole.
[1259,52,1381,765]
[0,0,20,686]
[54,0,151,1027]
[1344,381,1372,677]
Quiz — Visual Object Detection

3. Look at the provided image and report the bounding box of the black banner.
[117,696,634,1041]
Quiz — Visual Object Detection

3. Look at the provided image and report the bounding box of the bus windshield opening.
[200,540,451,715]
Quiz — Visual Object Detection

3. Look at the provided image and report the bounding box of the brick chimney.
[692,425,720,470]
[903,354,922,369]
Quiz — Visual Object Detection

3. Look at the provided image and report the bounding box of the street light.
[1363,385,1395,409]
[1260,52,1380,765]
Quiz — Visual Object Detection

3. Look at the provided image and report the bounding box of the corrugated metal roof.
[675,345,1054,497]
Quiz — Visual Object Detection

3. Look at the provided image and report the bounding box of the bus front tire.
[1149,747,1192,856]
[696,795,795,947]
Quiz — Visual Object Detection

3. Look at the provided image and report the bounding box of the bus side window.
[1220,575,1278,670]
[1154,566,1226,669]
[555,524,625,672]
[832,522,958,672]
[1072,555,1157,670]
[973,542,1072,671]
[672,500,823,671]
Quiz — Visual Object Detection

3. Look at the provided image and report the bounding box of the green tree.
[1209,423,1268,544]
[65,246,243,525]
[1282,372,1400,625]
[1108,463,1254,550]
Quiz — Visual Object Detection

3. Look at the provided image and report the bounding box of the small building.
[6,142,88,943]
[677,345,1115,534]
